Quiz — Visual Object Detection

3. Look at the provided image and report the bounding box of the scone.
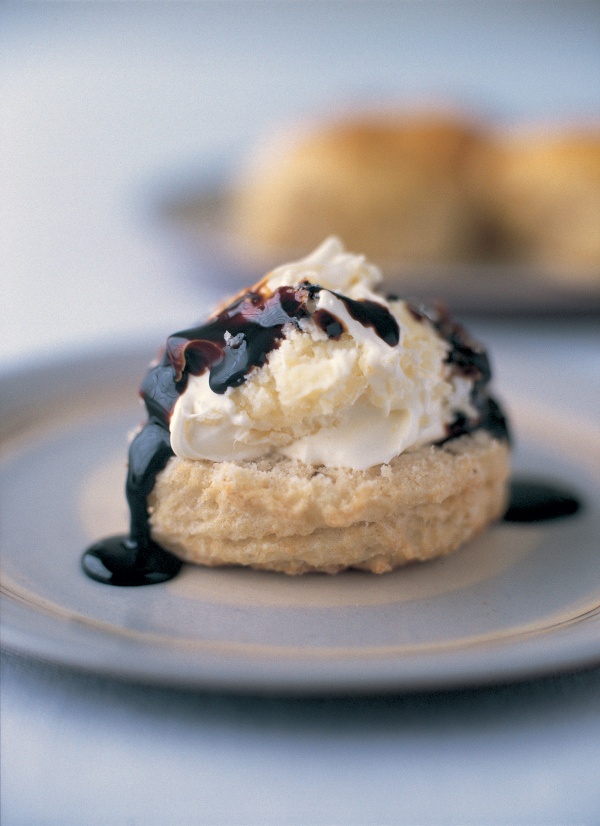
[135,237,510,574]
[149,430,508,574]
[482,130,600,276]
[230,113,497,267]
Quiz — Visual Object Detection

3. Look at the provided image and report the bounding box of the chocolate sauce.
[441,396,510,445]
[82,535,182,586]
[332,292,400,346]
[407,300,509,443]
[504,478,582,522]
[313,309,345,339]
[81,390,182,585]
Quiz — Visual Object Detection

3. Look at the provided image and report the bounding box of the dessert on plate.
[117,237,510,576]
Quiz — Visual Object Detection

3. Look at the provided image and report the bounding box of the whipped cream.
[169,238,479,470]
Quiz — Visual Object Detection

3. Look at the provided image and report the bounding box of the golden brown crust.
[148,430,510,574]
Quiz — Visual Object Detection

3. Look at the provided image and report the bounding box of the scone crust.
[148,430,510,574]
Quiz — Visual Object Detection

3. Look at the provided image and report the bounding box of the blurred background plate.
[157,172,600,317]
[3,2,600,370]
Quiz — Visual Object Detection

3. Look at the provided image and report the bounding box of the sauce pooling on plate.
[503,479,582,522]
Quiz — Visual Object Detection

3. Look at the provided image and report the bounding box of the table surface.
[2,4,600,824]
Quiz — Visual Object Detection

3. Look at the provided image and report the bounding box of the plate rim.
[2,593,599,694]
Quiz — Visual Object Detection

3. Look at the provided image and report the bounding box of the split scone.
[137,238,510,574]
[149,430,508,574]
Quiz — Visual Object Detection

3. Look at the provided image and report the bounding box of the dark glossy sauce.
[313,309,345,339]
[407,301,510,444]
[332,292,400,346]
[82,535,182,586]
[504,478,582,522]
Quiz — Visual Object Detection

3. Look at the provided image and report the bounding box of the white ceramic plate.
[1,348,599,694]
[156,174,600,317]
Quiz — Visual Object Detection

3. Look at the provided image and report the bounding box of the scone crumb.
[380,464,393,480]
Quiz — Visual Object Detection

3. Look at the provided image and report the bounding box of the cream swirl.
[169,238,479,470]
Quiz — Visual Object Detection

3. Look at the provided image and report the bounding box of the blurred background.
[2,0,599,369]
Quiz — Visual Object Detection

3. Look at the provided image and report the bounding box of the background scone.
[142,238,510,574]
[481,130,600,278]
[230,113,497,267]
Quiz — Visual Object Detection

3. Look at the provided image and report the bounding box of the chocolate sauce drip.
[82,535,182,587]
[429,303,491,389]
[407,301,488,380]
[504,478,582,522]
[442,397,510,444]
[81,366,182,586]
[407,300,509,444]
[313,309,345,339]
[333,292,400,346]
